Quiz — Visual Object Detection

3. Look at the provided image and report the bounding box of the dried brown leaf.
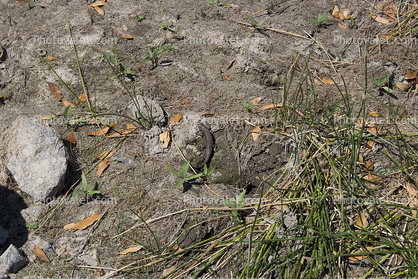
[95,149,116,160]
[330,5,344,19]
[406,181,418,197]
[88,126,110,136]
[67,131,76,145]
[117,245,143,255]
[343,9,352,19]
[365,161,374,171]
[159,131,170,148]
[181,98,190,107]
[169,113,182,124]
[396,83,413,91]
[47,82,61,101]
[223,74,232,81]
[401,106,407,118]
[34,246,50,263]
[258,103,283,110]
[117,30,133,39]
[322,76,339,84]
[223,3,235,9]
[363,172,380,182]
[338,22,350,30]
[64,213,103,230]
[78,94,87,103]
[405,72,417,80]
[358,151,363,163]
[356,210,367,228]
[62,100,75,108]
[90,0,106,7]
[249,97,262,105]
[94,6,104,15]
[96,159,111,176]
[251,126,261,141]
[226,59,235,70]
[47,56,57,61]
[369,112,384,117]
[107,132,121,138]
[372,14,390,24]
[162,266,176,277]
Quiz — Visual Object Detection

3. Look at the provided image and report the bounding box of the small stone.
[128,96,165,127]
[5,116,68,202]
[0,244,27,273]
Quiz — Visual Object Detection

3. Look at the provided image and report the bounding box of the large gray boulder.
[5,116,68,202]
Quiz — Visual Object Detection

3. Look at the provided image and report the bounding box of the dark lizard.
[196,123,214,169]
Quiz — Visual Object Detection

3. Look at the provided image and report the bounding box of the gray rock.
[0,244,27,273]
[0,227,8,246]
[128,96,165,127]
[5,116,68,202]
[21,205,44,224]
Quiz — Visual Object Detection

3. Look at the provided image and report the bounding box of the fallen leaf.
[223,74,232,81]
[90,0,106,7]
[348,255,367,261]
[372,14,390,24]
[107,132,121,138]
[251,126,261,141]
[367,125,377,134]
[410,200,418,217]
[47,82,61,101]
[356,210,367,228]
[406,181,417,196]
[369,112,384,117]
[117,245,143,255]
[96,158,111,176]
[67,131,76,145]
[365,161,374,170]
[358,152,363,163]
[343,9,352,19]
[338,22,350,30]
[159,131,170,148]
[365,140,375,153]
[181,98,190,108]
[322,76,339,84]
[41,115,55,120]
[330,5,345,19]
[62,100,75,108]
[126,123,136,130]
[162,266,176,277]
[396,83,413,91]
[117,30,133,39]
[94,6,104,15]
[363,172,380,182]
[96,149,116,160]
[348,246,373,261]
[64,213,103,230]
[223,3,235,9]
[258,103,283,110]
[78,94,87,103]
[47,56,57,61]
[401,106,407,118]
[34,246,50,263]
[226,59,235,70]
[405,72,416,80]
[249,97,262,105]
[169,113,182,124]
[88,126,110,136]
